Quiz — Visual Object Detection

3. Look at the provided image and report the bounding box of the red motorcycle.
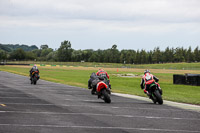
[93,75,111,103]
[96,79,111,103]
[89,73,111,103]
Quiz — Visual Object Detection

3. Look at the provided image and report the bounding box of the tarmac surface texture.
[0,71,200,133]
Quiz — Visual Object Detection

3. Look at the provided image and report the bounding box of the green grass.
[5,61,200,70]
[0,65,200,105]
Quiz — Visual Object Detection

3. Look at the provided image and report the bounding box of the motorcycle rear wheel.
[102,89,111,103]
[154,90,163,104]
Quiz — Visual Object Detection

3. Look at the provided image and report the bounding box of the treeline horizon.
[0,40,200,64]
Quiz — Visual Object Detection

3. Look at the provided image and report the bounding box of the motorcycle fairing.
[96,81,108,92]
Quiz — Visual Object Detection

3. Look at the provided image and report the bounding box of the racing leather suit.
[140,72,159,94]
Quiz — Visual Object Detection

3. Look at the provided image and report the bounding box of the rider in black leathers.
[88,69,110,95]
[29,65,39,80]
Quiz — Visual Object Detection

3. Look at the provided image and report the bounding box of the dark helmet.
[144,69,150,74]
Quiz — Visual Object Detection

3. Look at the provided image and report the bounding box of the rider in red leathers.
[140,70,161,95]
[96,69,109,79]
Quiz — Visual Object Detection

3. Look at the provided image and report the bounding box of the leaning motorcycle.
[96,76,111,103]
[146,82,163,104]
[89,73,111,103]
[31,71,39,85]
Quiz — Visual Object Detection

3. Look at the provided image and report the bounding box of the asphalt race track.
[0,71,200,133]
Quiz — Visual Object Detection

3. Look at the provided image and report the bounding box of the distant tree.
[9,48,26,60]
[89,51,98,62]
[57,40,73,61]
[0,44,38,51]
[147,50,153,64]
[25,51,37,60]
[32,49,41,57]
[3,41,200,64]
[120,50,126,63]
[40,44,48,49]
[194,46,200,62]
[103,49,111,63]
[125,50,136,64]
[30,45,38,50]
[0,44,12,52]
[152,47,162,63]
[135,50,141,64]
[140,49,147,64]
[82,49,93,62]
[0,50,7,60]
[186,46,194,62]
[71,50,83,62]
[163,47,174,63]
[96,49,104,62]
[110,44,120,63]
[41,48,53,58]
[174,47,185,62]
[46,51,58,61]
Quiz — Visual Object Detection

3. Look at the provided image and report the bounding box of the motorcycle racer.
[29,64,40,80]
[88,69,110,95]
[140,69,161,95]
[96,69,109,79]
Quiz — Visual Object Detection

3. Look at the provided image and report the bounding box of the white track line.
[0,124,199,132]
[65,99,100,102]
[1,102,185,111]
[2,103,54,106]
[112,93,200,112]
[0,97,38,99]
[0,92,35,95]
[0,111,199,121]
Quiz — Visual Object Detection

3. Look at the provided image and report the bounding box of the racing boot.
[158,87,162,95]
[144,89,150,96]
[91,87,96,95]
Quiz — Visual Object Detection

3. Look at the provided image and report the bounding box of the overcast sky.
[0,0,200,50]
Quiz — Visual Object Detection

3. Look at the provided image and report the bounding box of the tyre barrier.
[173,74,200,86]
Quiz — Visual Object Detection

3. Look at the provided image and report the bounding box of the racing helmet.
[99,69,104,71]
[144,69,150,74]
[33,64,37,69]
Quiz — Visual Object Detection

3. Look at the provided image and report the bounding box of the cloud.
[1,0,200,21]
[1,15,199,35]
[0,0,199,50]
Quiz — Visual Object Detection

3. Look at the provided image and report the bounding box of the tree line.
[0,44,38,52]
[0,40,200,64]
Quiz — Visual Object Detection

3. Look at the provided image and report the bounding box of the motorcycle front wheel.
[33,77,37,85]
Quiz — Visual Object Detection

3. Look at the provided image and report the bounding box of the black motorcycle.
[31,71,39,85]
[146,82,163,104]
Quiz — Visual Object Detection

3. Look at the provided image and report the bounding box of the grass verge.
[0,65,200,105]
